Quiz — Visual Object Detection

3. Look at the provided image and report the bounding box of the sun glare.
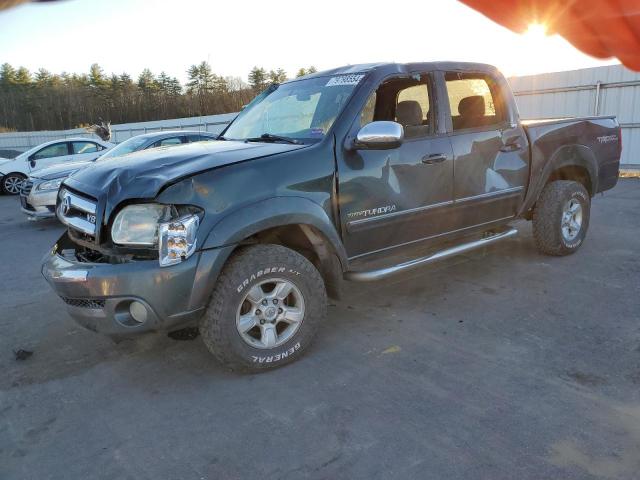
[501,22,553,76]
[525,23,547,40]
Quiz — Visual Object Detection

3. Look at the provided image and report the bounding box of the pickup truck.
[42,62,621,371]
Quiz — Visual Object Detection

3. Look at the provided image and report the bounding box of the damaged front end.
[42,188,231,337]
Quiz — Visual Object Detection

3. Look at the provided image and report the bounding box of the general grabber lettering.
[252,342,301,363]
[236,267,287,293]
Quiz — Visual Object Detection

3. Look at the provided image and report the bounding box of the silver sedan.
[20,130,217,220]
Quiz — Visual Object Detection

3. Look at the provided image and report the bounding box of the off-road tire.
[200,244,327,372]
[2,173,26,195]
[532,180,590,256]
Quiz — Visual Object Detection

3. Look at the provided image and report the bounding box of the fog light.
[129,301,148,324]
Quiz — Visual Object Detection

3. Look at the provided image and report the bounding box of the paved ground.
[1,179,639,480]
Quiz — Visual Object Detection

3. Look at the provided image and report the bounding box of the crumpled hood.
[31,160,93,180]
[64,140,306,219]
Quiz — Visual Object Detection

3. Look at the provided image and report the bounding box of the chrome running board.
[344,228,518,282]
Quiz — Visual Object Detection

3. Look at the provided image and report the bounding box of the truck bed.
[519,115,621,213]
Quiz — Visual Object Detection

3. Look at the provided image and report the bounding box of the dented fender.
[200,196,348,268]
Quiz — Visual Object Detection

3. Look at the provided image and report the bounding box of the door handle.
[500,141,521,153]
[422,153,447,164]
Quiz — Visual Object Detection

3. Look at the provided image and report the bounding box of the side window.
[393,82,431,139]
[154,137,183,147]
[186,134,215,143]
[356,75,433,139]
[33,143,69,160]
[396,84,430,125]
[72,141,99,154]
[445,73,504,131]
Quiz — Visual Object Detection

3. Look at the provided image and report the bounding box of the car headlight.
[111,203,199,267]
[37,178,64,191]
[111,204,168,246]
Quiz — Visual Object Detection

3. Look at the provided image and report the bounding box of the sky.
[0,0,619,84]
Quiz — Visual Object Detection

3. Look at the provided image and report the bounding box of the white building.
[509,64,639,168]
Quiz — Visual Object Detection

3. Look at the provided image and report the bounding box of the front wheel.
[532,180,591,256]
[2,173,26,195]
[200,244,327,371]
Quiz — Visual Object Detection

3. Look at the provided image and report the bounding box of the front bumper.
[20,188,57,219]
[41,232,233,336]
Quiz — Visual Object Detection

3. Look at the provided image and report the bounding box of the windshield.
[98,136,148,161]
[223,74,365,142]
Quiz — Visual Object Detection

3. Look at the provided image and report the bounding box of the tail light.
[618,128,623,154]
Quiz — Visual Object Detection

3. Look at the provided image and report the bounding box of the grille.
[20,180,33,196]
[57,188,98,237]
[60,296,105,309]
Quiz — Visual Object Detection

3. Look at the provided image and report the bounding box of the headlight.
[111,203,200,267]
[111,204,168,246]
[37,178,64,191]
[158,215,199,267]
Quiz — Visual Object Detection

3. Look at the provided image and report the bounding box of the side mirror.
[354,121,404,150]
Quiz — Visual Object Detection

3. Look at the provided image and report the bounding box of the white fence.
[0,112,237,153]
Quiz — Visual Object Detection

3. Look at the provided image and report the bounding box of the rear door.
[337,72,455,258]
[442,71,528,229]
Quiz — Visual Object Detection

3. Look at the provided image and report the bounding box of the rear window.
[72,141,99,154]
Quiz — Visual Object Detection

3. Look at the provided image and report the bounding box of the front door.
[443,71,529,229]
[337,74,454,259]
[29,141,72,172]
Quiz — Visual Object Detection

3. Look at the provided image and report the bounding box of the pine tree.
[248,66,267,90]
[137,68,157,94]
[0,63,17,86]
[89,63,107,88]
[186,61,215,95]
[268,68,287,83]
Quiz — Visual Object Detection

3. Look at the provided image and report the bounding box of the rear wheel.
[200,244,327,372]
[532,180,590,256]
[2,173,26,195]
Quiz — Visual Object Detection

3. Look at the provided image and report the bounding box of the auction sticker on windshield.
[326,74,365,86]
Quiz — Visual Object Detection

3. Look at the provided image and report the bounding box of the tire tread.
[532,180,589,256]
[200,244,326,372]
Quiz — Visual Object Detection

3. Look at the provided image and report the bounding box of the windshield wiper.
[245,133,301,145]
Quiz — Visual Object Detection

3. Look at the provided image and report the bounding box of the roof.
[42,136,111,144]
[131,130,216,140]
[298,61,500,81]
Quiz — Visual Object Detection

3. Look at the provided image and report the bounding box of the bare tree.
[85,119,112,141]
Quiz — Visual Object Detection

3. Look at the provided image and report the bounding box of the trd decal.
[597,134,618,144]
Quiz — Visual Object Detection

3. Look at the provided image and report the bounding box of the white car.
[0,137,114,195]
